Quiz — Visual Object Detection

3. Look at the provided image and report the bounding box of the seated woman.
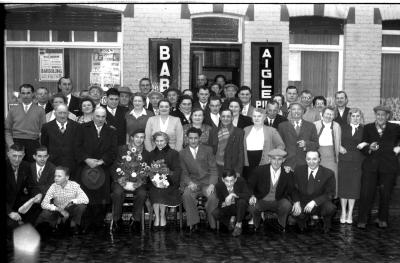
[76,97,96,124]
[182,108,212,148]
[110,129,150,232]
[171,95,192,126]
[46,93,77,122]
[148,132,182,229]
[227,98,253,129]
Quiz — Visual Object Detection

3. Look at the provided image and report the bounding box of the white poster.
[39,49,64,81]
[90,49,121,89]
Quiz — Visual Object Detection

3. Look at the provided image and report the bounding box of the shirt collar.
[23,102,33,108]
[107,106,116,113]
[56,120,67,129]
[36,163,45,172]
[308,167,319,178]
[129,108,147,116]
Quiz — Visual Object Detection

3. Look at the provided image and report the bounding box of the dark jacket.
[264,114,288,129]
[208,126,244,176]
[248,164,293,202]
[149,145,181,188]
[171,109,191,126]
[215,177,251,207]
[30,161,56,195]
[236,114,253,129]
[360,122,400,173]
[104,105,128,146]
[68,95,82,117]
[334,107,350,127]
[292,165,335,206]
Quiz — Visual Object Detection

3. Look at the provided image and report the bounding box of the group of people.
[5,74,400,238]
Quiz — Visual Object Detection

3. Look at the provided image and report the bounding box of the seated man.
[180,127,218,232]
[6,143,42,233]
[292,151,336,233]
[248,149,293,233]
[110,129,150,232]
[37,166,89,234]
[212,170,250,237]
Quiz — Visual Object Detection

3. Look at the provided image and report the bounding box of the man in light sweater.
[5,84,46,162]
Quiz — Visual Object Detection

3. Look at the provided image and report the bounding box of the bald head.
[93,106,107,127]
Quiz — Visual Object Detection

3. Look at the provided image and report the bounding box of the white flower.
[132,148,137,153]
[122,156,126,160]
[127,150,131,155]
[126,156,132,162]
[131,172,137,178]
[137,155,142,161]
[116,168,122,173]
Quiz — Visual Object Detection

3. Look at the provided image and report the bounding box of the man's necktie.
[37,167,43,181]
[307,171,315,195]
[192,148,197,159]
[295,121,300,135]
[60,123,65,134]
[270,119,273,127]
[24,105,28,113]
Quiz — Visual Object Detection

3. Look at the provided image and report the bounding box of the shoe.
[189,224,199,233]
[71,226,81,235]
[232,226,242,237]
[378,221,388,229]
[340,214,346,224]
[357,223,366,229]
[276,223,286,233]
[346,216,353,225]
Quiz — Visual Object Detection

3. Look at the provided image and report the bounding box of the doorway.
[190,44,242,89]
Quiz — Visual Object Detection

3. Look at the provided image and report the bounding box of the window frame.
[382,30,400,54]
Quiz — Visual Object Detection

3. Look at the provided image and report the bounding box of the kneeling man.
[180,127,218,231]
[248,149,293,232]
[292,150,336,233]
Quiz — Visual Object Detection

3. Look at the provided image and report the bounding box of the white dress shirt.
[307,167,319,179]
[107,106,116,116]
[246,126,264,150]
[242,104,250,116]
[210,113,220,127]
[129,108,147,119]
[189,146,199,159]
[319,122,333,146]
[66,94,72,106]
[270,166,281,186]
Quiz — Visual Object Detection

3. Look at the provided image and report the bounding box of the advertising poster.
[90,49,121,89]
[38,49,64,81]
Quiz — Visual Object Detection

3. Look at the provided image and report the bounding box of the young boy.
[212,170,250,237]
[36,166,89,234]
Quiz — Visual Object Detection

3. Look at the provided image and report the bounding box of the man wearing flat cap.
[248,149,294,232]
[357,105,400,229]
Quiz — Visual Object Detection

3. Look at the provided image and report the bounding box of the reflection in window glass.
[31,30,49,41]
[97,31,118,42]
[74,31,95,42]
[7,30,27,41]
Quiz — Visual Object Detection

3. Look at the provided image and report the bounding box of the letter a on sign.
[262,49,271,58]
[160,62,171,77]
[160,46,170,60]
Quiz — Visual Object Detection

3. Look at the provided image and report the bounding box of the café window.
[288,16,344,100]
[381,21,400,100]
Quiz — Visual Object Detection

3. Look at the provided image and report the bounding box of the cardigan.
[314,120,341,163]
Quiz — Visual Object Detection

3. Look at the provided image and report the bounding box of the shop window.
[6,30,27,41]
[52,30,72,42]
[381,54,400,99]
[98,31,118,42]
[30,30,50,41]
[289,34,339,45]
[74,31,95,42]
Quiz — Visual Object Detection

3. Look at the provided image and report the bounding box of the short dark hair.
[177,95,193,108]
[9,143,25,152]
[158,98,171,108]
[131,92,146,103]
[272,94,285,105]
[227,97,243,110]
[335,91,348,100]
[190,107,205,122]
[51,93,67,104]
[267,100,279,108]
[79,97,96,112]
[306,150,321,159]
[35,145,48,154]
[312,96,327,106]
[139,77,151,86]
[165,88,181,97]
[55,166,70,176]
[238,85,252,95]
[222,169,237,178]
[286,85,298,93]
[209,96,222,104]
[106,88,120,97]
[220,108,233,116]
[186,127,202,137]
[57,77,72,87]
[19,84,34,93]
[300,89,313,96]
[198,85,210,93]
[130,128,145,137]
[214,74,226,83]
[36,86,49,93]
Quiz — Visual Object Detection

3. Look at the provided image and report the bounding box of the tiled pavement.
[6,215,400,263]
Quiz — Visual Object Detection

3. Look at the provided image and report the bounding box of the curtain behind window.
[69,49,92,93]
[381,54,400,98]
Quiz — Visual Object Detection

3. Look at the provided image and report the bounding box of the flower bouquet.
[113,147,150,191]
[149,159,170,189]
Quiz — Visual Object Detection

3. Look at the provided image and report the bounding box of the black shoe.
[275,223,286,233]
[130,221,141,233]
[189,224,199,233]
[71,225,81,235]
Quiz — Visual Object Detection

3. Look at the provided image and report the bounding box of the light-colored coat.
[145,115,183,152]
[314,120,341,163]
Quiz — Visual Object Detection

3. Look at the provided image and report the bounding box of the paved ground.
[6,215,400,263]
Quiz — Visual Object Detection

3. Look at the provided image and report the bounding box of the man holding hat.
[248,149,294,232]
[357,105,400,229]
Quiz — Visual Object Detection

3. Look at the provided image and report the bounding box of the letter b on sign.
[160,46,170,60]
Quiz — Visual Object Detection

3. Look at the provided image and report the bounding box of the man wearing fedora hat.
[118,86,133,111]
[357,105,400,229]
[248,149,294,233]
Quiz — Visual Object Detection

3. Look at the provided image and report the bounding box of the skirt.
[243,150,263,180]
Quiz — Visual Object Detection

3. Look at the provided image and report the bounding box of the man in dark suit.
[31,146,56,196]
[204,96,221,129]
[41,103,80,178]
[35,86,53,114]
[58,77,81,117]
[357,106,400,229]
[75,107,118,231]
[278,102,319,170]
[265,100,288,129]
[292,150,336,233]
[248,149,293,232]
[103,88,128,146]
[193,86,210,112]
[6,144,42,232]
[208,108,244,177]
[238,86,255,117]
[281,86,299,118]
[333,91,350,127]
[138,77,153,110]
[180,127,219,231]
[212,170,251,237]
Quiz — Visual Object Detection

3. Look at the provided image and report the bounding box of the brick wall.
[343,5,382,123]
[243,4,289,92]
[122,4,190,93]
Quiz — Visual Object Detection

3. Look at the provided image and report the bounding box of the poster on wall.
[38,49,64,81]
[90,49,121,90]
[149,39,181,93]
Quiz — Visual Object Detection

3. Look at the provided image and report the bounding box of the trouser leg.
[378,172,396,222]
[132,186,147,222]
[182,187,200,227]
[111,182,125,221]
[202,186,218,229]
[358,170,378,224]
[65,204,87,226]
[236,199,248,223]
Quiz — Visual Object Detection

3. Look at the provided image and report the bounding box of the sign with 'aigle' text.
[259,47,274,101]
[149,39,181,93]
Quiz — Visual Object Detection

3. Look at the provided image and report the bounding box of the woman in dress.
[149,132,182,229]
[171,95,192,126]
[182,108,212,148]
[145,99,183,152]
[338,108,365,224]
[243,108,285,179]
[227,98,253,129]
[46,93,77,122]
[125,92,154,139]
[76,97,96,124]
[314,106,341,197]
